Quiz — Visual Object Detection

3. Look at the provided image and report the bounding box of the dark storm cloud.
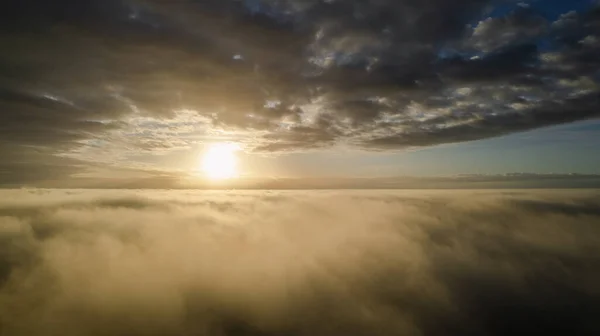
[547,7,600,78]
[362,91,600,148]
[1,0,600,179]
[0,189,599,335]
[467,4,549,52]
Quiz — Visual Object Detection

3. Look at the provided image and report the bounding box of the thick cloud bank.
[0,189,599,336]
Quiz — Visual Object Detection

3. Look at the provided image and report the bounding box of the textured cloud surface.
[1,0,600,181]
[1,189,599,335]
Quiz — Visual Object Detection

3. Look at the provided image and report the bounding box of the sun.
[200,143,239,180]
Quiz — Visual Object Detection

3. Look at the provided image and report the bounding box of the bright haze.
[1,1,600,336]
[1,189,600,336]
[1,0,600,187]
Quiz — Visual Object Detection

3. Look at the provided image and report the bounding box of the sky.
[1,2,600,332]
[1,0,600,188]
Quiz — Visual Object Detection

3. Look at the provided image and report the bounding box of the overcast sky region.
[1,0,600,188]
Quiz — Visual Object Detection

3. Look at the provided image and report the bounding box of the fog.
[0,189,599,336]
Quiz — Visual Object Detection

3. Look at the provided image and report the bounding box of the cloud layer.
[1,0,600,180]
[0,189,599,335]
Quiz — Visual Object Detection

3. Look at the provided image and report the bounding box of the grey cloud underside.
[1,0,600,161]
[467,5,549,53]
[0,190,599,336]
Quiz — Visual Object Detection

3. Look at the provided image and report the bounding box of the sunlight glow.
[200,143,239,180]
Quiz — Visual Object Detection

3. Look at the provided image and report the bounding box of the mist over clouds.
[1,0,600,182]
[0,189,599,336]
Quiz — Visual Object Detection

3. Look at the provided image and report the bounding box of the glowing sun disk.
[200,143,239,180]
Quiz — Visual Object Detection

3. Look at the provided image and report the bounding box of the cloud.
[17,172,600,190]
[467,5,548,53]
[1,0,600,179]
[0,189,599,335]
